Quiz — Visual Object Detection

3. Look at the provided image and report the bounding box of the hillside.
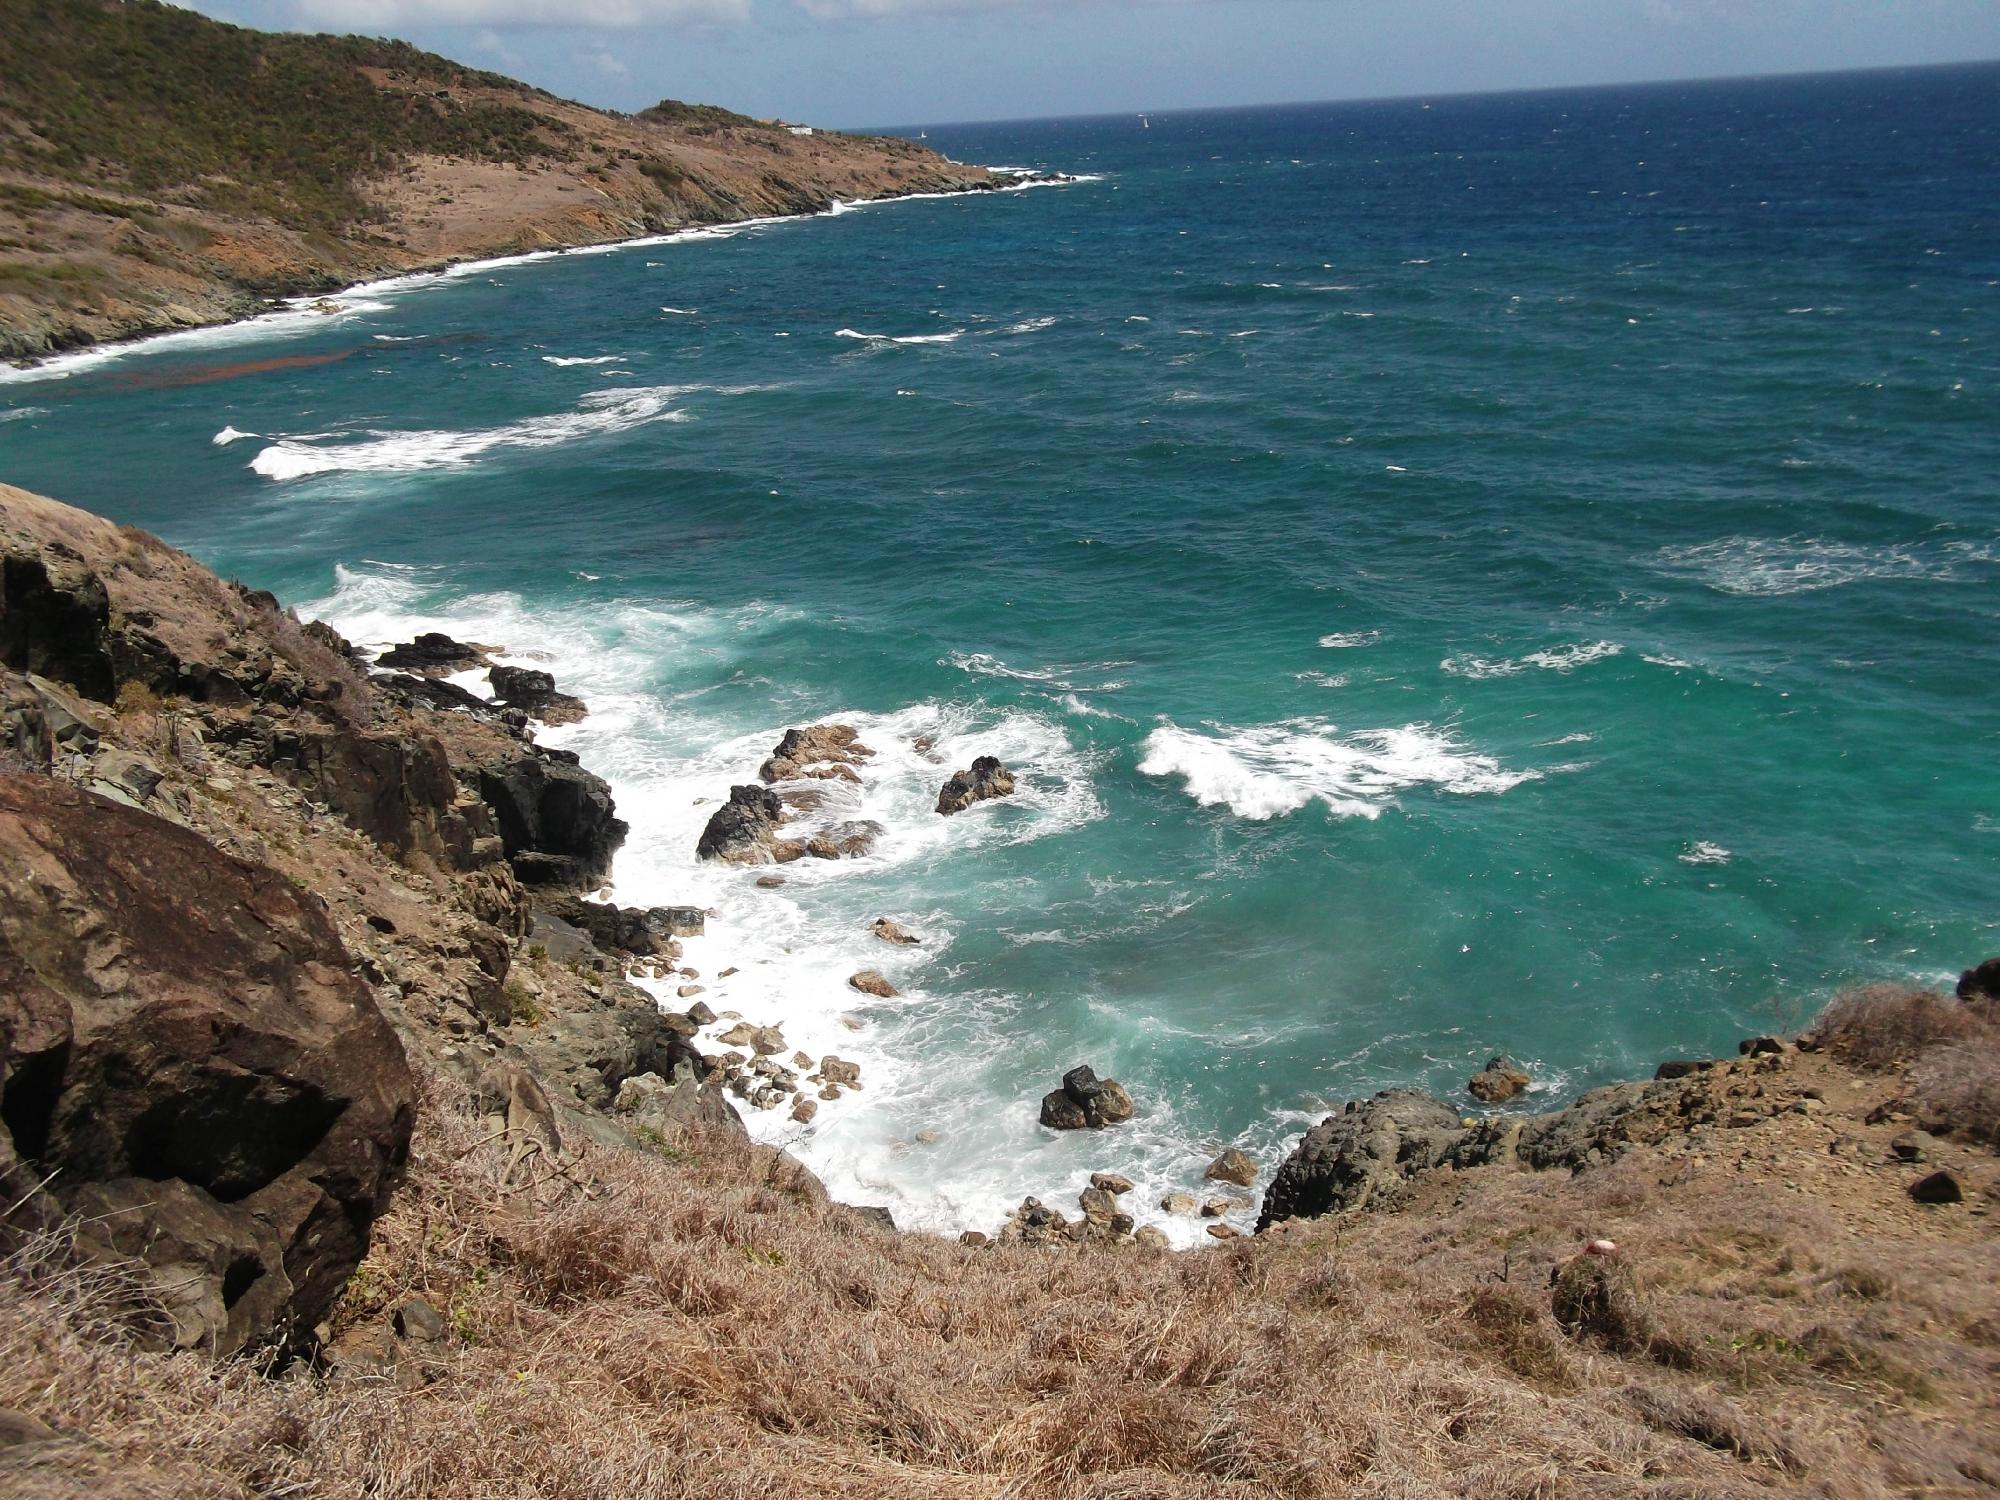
[0,0,1001,360]
[0,482,1997,1497]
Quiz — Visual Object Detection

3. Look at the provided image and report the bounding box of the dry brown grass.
[3,1069,1997,1500]
[1810,983,1992,1070]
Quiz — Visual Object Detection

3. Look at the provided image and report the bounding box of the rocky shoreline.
[3,481,1996,1349]
[4,483,1999,1494]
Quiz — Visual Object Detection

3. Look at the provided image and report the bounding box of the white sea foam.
[1657,535,1994,596]
[1,406,47,423]
[1441,641,1622,679]
[541,354,625,366]
[1317,629,1381,649]
[295,561,1134,1238]
[658,306,699,316]
[945,651,1129,692]
[211,426,256,446]
[835,328,964,346]
[247,384,697,480]
[1138,718,1540,821]
[1679,841,1732,866]
[998,316,1059,334]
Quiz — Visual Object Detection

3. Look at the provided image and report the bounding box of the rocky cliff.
[0,0,1011,360]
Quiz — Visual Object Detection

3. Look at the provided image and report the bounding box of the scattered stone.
[1891,1130,1935,1163]
[790,1097,818,1124]
[818,1085,842,1102]
[716,1022,757,1047]
[914,1128,943,1145]
[1205,1224,1241,1240]
[1090,1172,1134,1196]
[1910,1169,1963,1205]
[1078,1186,1118,1223]
[755,875,786,888]
[1161,1192,1198,1215]
[718,967,738,979]
[819,1056,861,1087]
[393,1297,446,1342]
[848,969,898,998]
[1654,1059,1719,1081]
[793,1051,815,1070]
[871,916,922,945]
[1468,1054,1533,1103]
[1134,1225,1170,1252]
[1738,1035,1788,1057]
[1200,1199,1233,1218]
[960,1230,989,1248]
[687,1000,717,1026]
[936,754,1016,815]
[1204,1148,1257,1187]
[677,984,705,999]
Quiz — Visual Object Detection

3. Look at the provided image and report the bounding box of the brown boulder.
[1038,1064,1134,1130]
[936,755,1016,816]
[849,969,899,998]
[759,724,872,783]
[1204,1148,1257,1187]
[1468,1055,1533,1103]
[0,775,414,1357]
[870,916,922,945]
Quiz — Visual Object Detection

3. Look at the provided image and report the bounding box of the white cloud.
[288,0,748,28]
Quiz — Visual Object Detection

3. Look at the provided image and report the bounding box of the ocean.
[3,63,1996,1242]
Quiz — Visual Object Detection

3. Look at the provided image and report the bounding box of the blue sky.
[187,0,2000,128]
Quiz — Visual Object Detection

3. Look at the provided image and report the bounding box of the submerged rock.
[871,916,922,945]
[936,754,1016,815]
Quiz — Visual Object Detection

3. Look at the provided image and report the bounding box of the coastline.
[0,171,1093,386]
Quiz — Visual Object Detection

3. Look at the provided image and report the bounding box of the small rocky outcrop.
[849,970,898,998]
[477,750,626,886]
[379,672,500,718]
[759,724,872,783]
[696,783,786,863]
[871,916,921,945]
[1468,1054,1533,1103]
[1205,1148,1257,1187]
[376,632,491,674]
[1257,1090,1468,1229]
[489,665,587,726]
[936,755,1015,816]
[531,893,688,959]
[0,775,415,1357]
[1039,1064,1134,1130]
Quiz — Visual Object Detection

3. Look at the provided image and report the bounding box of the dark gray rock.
[1256,1089,1467,1230]
[936,754,1015,815]
[695,783,785,864]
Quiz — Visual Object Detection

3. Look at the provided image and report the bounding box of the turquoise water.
[3,65,1997,1238]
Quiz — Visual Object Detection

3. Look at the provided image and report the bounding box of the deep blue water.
[3,63,1997,1237]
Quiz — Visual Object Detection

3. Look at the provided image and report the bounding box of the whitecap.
[998,316,1058,334]
[659,306,698,315]
[1679,841,1732,866]
[1138,718,1540,821]
[1317,630,1381,649]
[247,384,697,480]
[541,354,625,367]
[1,405,47,423]
[834,328,964,345]
[212,425,256,446]
[1442,641,1621,679]
[1656,535,1986,597]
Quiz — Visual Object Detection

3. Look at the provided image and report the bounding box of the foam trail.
[1140,718,1541,821]
[248,384,696,480]
[541,355,625,367]
[835,328,964,346]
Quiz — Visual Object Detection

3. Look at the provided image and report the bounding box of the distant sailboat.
[1139,113,1150,130]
